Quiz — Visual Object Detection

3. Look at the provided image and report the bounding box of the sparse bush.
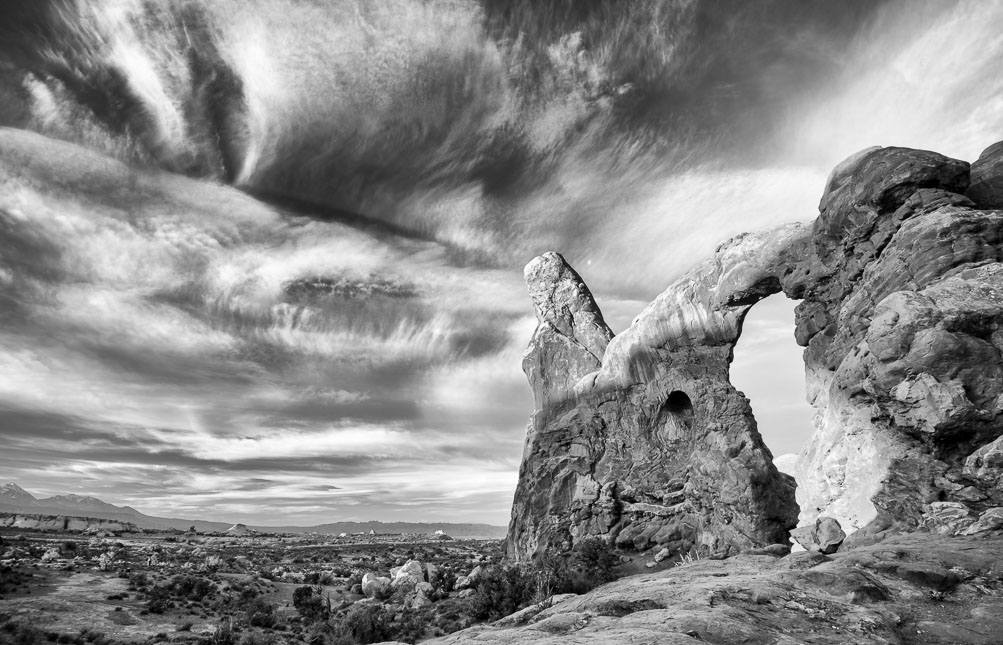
[128,571,150,589]
[468,566,535,621]
[304,571,335,585]
[292,586,330,623]
[575,537,618,582]
[244,597,276,628]
[328,605,427,645]
[534,537,618,597]
[0,618,46,645]
[237,633,269,645]
[338,604,391,644]
[429,567,456,593]
[173,574,216,601]
[145,585,172,614]
[198,621,236,645]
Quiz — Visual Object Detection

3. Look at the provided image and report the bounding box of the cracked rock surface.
[433,533,1003,645]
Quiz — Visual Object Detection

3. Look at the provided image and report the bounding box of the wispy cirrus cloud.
[0,129,532,524]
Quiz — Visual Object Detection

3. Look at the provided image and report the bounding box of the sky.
[2,0,1003,526]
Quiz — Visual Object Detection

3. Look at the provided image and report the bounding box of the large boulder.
[391,559,425,592]
[790,517,845,554]
[361,573,391,599]
[454,565,484,590]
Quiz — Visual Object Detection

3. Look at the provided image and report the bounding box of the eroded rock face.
[967,141,1003,208]
[787,145,1003,533]
[509,142,1003,560]
[507,238,801,561]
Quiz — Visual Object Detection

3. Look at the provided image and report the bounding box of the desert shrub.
[198,621,236,645]
[61,541,77,554]
[244,597,276,628]
[427,597,473,636]
[467,566,535,621]
[535,537,618,597]
[304,571,335,585]
[429,567,456,593]
[337,604,391,644]
[173,575,216,601]
[237,633,270,645]
[0,618,46,645]
[128,571,150,589]
[293,586,330,623]
[145,585,173,614]
[574,537,618,582]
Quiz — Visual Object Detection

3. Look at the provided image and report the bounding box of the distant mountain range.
[0,482,506,538]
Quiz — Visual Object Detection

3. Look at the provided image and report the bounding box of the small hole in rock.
[665,390,693,414]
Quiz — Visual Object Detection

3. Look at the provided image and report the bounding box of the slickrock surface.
[432,533,1003,645]
[787,146,1003,533]
[509,142,1003,562]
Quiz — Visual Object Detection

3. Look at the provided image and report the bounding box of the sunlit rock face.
[507,236,803,562]
[788,145,1003,534]
[509,143,1003,561]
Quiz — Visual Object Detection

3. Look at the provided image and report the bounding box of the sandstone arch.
[507,143,1003,562]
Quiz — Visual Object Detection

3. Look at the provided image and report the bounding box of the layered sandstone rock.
[507,238,802,561]
[0,512,138,533]
[509,142,1003,561]
[787,146,1003,533]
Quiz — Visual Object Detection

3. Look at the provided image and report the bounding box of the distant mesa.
[509,142,1003,562]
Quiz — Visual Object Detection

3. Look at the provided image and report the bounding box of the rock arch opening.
[731,292,814,474]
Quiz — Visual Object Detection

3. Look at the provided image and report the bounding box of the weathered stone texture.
[509,142,1003,561]
[786,146,1003,533]
[790,516,845,554]
[507,235,802,561]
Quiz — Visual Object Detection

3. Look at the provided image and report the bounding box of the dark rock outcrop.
[509,142,1003,561]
